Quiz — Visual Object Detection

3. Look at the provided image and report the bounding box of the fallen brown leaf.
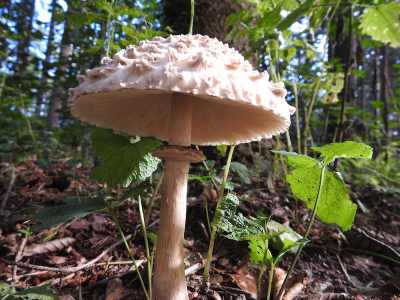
[229,273,257,299]
[272,267,308,300]
[24,237,76,256]
[106,278,126,300]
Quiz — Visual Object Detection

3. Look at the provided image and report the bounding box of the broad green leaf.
[90,128,162,187]
[229,162,252,184]
[29,183,149,231]
[274,238,309,264]
[0,282,15,296]
[271,150,301,157]
[314,72,344,105]
[30,195,109,231]
[114,7,142,18]
[110,42,121,51]
[359,2,400,48]
[188,174,210,185]
[278,46,297,61]
[216,145,228,157]
[246,229,286,266]
[122,25,136,39]
[0,284,60,300]
[148,232,158,247]
[188,173,237,191]
[15,285,60,300]
[276,0,314,31]
[247,236,271,266]
[361,39,383,48]
[281,0,299,11]
[309,2,331,31]
[267,220,303,254]
[311,141,373,166]
[257,12,281,30]
[225,27,240,41]
[95,1,111,12]
[225,8,251,26]
[257,2,272,14]
[69,13,86,29]
[286,155,357,231]
[211,193,240,233]
[211,194,270,241]
[244,228,286,243]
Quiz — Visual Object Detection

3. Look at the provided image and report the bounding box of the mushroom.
[68,34,295,300]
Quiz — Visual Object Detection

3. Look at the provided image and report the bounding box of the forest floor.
[0,157,400,300]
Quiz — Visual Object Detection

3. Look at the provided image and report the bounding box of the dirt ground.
[0,158,399,300]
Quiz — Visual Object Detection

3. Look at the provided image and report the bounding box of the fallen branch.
[1,233,135,275]
[12,233,28,283]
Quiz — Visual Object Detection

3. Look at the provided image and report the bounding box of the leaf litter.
[0,156,400,299]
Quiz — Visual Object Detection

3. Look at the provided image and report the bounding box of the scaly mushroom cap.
[68,34,295,145]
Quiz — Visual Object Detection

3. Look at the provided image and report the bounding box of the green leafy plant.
[209,141,372,300]
[0,283,59,300]
[274,141,373,299]
[189,172,237,233]
[359,1,400,48]
[211,193,308,300]
[89,128,162,187]
[29,181,150,232]
[247,232,308,300]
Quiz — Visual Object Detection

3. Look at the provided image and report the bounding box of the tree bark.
[46,12,71,126]
[12,0,35,83]
[372,47,381,119]
[381,45,390,151]
[36,0,57,116]
[162,0,257,68]
[46,43,70,126]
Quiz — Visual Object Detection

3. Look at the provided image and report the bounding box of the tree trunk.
[381,45,390,152]
[46,42,71,126]
[372,47,381,119]
[36,0,57,116]
[46,10,72,129]
[13,0,35,83]
[328,9,356,143]
[161,0,247,47]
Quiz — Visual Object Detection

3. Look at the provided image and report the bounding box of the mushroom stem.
[152,94,192,300]
[168,93,193,147]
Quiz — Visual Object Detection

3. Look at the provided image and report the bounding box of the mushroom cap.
[68,34,295,146]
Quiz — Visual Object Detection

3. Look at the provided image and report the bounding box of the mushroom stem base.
[152,158,190,300]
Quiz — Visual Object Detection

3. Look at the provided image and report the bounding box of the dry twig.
[361,230,400,260]
[1,233,135,275]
